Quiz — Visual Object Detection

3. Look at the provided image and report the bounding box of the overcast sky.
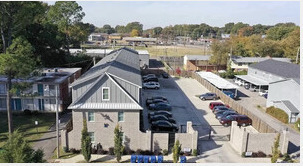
[47,1,300,29]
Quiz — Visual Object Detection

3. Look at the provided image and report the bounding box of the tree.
[152,27,163,37]
[114,124,123,162]
[0,37,36,134]
[81,119,91,162]
[115,25,126,33]
[0,130,45,163]
[266,24,297,40]
[47,1,85,53]
[172,140,181,163]
[130,29,139,37]
[125,22,143,34]
[271,133,281,163]
[281,27,300,62]
[223,22,235,34]
[230,22,249,34]
[210,40,231,70]
[99,24,115,34]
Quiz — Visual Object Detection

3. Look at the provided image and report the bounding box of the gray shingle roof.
[281,100,299,113]
[249,59,300,79]
[185,55,212,61]
[231,55,291,63]
[72,47,141,87]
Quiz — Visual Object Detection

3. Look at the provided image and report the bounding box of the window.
[118,111,124,122]
[88,112,95,122]
[0,98,6,109]
[88,132,95,143]
[102,87,109,100]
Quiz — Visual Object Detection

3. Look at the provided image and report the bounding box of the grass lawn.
[0,112,55,147]
[52,146,78,159]
[145,45,211,57]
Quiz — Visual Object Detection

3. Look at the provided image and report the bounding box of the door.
[38,99,44,111]
[38,84,44,96]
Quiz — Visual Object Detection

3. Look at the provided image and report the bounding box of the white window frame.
[118,111,124,122]
[88,112,95,122]
[102,87,110,101]
[88,132,95,143]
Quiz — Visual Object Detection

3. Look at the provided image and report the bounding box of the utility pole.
[56,85,60,158]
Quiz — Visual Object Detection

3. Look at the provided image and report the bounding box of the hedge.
[266,106,289,124]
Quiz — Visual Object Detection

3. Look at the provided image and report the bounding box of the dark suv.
[219,115,252,127]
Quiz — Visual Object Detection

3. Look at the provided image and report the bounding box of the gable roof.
[72,47,141,88]
[249,59,300,79]
[231,55,291,63]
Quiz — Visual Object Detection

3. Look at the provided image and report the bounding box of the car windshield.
[226,116,233,120]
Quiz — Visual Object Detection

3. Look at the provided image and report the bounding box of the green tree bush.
[114,124,124,162]
[81,119,91,162]
[172,140,181,163]
[0,130,45,163]
[271,133,280,163]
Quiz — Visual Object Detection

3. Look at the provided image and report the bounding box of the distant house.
[88,33,109,42]
[183,55,225,71]
[230,55,291,71]
[0,68,81,112]
[235,59,300,123]
[108,33,122,43]
[267,78,300,123]
[123,37,157,45]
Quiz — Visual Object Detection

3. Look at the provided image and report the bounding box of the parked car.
[143,82,160,89]
[143,74,156,79]
[143,77,159,83]
[151,120,178,132]
[148,103,172,111]
[259,90,268,96]
[149,115,176,124]
[216,111,238,120]
[223,90,235,99]
[147,96,167,101]
[148,111,173,119]
[209,102,225,110]
[199,93,218,100]
[249,85,258,92]
[213,106,231,114]
[220,115,252,127]
[235,79,245,86]
[146,99,168,106]
[162,72,169,78]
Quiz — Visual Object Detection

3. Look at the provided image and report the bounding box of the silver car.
[199,93,218,100]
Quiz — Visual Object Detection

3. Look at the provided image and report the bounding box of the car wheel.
[213,97,216,100]
[156,87,159,89]
[224,123,228,127]
[201,97,206,101]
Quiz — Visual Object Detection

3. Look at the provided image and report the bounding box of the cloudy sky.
[47,1,300,29]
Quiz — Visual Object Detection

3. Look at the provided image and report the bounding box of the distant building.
[123,37,157,45]
[235,59,300,123]
[230,55,291,71]
[221,34,230,39]
[0,68,81,112]
[184,55,225,71]
[108,33,122,43]
[88,33,109,42]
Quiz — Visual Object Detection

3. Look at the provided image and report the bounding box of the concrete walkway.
[32,112,72,162]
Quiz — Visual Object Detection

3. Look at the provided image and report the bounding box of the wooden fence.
[167,69,277,133]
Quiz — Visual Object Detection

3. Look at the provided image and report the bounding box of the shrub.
[294,118,300,131]
[108,147,114,155]
[136,149,142,155]
[162,149,168,156]
[192,149,198,156]
[252,151,266,157]
[282,153,293,163]
[23,109,32,115]
[32,111,39,115]
[63,146,69,153]
[266,106,289,124]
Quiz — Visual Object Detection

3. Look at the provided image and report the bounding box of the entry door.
[38,84,44,96]
[38,99,44,111]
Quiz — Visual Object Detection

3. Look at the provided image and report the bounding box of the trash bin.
[131,155,137,163]
[150,156,156,163]
[180,156,186,163]
[143,155,150,163]
[137,155,143,163]
[157,155,163,163]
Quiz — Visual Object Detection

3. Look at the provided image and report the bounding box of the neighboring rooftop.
[184,55,212,61]
[197,71,239,89]
[123,37,157,42]
[231,55,291,63]
[250,59,300,79]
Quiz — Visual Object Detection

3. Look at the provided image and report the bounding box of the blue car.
[223,90,235,99]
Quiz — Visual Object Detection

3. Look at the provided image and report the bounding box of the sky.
[47,1,300,29]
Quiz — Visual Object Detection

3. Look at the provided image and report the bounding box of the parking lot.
[141,74,261,162]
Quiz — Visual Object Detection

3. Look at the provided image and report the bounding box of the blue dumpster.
[143,155,150,163]
[180,156,186,163]
[131,155,137,163]
[150,156,156,163]
[157,155,163,163]
[137,155,143,163]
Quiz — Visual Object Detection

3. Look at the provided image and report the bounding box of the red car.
[209,102,229,110]
[220,115,252,127]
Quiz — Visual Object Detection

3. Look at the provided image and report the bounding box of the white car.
[143,82,160,89]
[143,74,156,79]
[235,79,245,86]
[259,90,268,96]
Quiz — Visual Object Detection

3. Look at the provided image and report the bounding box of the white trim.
[102,87,110,101]
[105,72,143,109]
[107,72,142,88]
